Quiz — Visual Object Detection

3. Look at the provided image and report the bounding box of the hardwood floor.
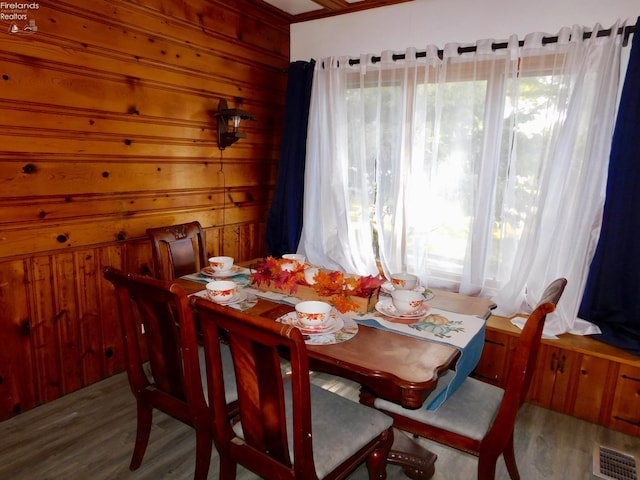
[1,369,638,479]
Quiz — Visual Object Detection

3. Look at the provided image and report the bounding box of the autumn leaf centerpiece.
[249,256,384,313]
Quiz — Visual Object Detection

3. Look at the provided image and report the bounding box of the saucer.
[375,298,431,319]
[201,265,244,277]
[381,282,434,300]
[278,311,344,335]
[276,314,357,345]
[208,290,247,305]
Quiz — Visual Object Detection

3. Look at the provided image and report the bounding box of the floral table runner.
[350,307,486,410]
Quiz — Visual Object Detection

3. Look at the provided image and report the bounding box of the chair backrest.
[193,298,319,480]
[147,221,207,280]
[103,266,208,423]
[484,278,567,449]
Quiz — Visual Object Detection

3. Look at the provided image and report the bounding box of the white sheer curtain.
[299,22,624,336]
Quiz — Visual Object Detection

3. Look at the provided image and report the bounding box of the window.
[301,28,622,333]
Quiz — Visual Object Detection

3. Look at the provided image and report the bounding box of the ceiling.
[257,0,415,23]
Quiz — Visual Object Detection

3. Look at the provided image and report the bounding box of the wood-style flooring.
[1,369,638,479]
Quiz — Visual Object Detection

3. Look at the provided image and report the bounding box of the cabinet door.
[608,364,640,436]
[472,329,515,387]
[528,346,612,423]
[568,353,613,424]
[527,344,567,408]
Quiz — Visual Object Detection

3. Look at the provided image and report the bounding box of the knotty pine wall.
[0,0,289,420]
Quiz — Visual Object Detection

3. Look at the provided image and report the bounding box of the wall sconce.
[214,99,256,150]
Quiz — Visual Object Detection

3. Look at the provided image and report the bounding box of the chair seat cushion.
[374,377,503,441]
[233,383,393,479]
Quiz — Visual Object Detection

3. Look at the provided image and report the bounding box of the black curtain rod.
[347,24,636,66]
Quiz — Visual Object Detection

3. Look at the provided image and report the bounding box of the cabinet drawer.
[608,364,640,436]
[472,329,514,387]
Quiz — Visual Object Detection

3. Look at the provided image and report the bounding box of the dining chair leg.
[366,427,394,480]
[477,452,499,480]
[130,401,153,470]
[193,427,213,480]
[503,434,520,480]
[218,456,237,480]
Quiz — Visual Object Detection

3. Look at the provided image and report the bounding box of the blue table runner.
[350,308,486,410]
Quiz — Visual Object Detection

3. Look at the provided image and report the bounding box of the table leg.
[359,389,437,479]
[388,428,437,480]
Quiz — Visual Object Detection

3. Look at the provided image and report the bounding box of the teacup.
[304,266,320,285]
[390,273,418,290]
[283,253,306,264]
[206,280,237,303]
[281,254,306,271]
[209,256,234,273]
[295,300,331,327]
[391,290,424,314]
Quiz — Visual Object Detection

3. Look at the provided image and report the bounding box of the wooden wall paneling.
[35,0,289,73]
[239,221,267,261]
[95,244,126,378]
[51,252,83,395]
[27,256,63,404]
[0,100,282,161]
[120,238,154,277]
[75,249,106,386]
[0,192,273,259]
[0,55,222,121]
[201,222,268,264]
[0,186,272,226]
[0,59,284,151]
[0,159,274,198]
[0,260,37,417]
[0,0,287,419]
[221,224,242,261]
[0,162,270,202]
[29,1,290,110]
[0,59,282,167]
[1,101,211,145]
[203,225,222,260]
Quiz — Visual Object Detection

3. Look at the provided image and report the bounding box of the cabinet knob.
[558,355,566,373]
[550,352,557,371]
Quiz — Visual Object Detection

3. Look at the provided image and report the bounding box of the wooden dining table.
[176,274,495,480]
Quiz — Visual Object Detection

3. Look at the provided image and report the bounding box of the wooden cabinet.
[526,345,614,424]
[608,364,640,436]
[475,315,640,434]
[472,328,516,388]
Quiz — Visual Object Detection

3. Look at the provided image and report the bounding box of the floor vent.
[593,445,638,480]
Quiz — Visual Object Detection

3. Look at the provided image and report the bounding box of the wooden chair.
[146,221,207,280]
[103,266,238,480]
[192,297,395,480]
[369,278,567,480]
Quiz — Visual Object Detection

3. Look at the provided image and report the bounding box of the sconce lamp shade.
[214,99,256,150]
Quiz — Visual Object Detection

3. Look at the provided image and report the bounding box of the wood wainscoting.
[0,0,289,420]
[0,223,267,421]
